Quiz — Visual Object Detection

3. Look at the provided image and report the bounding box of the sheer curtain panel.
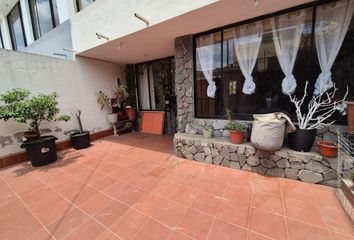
[271,10,306,95]
[233,22,263,95]
[314,0,354,95]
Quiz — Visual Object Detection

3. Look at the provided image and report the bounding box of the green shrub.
[225,121,246,132]
[0,88,70,138]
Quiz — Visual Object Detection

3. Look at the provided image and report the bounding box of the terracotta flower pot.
[318,141,338,158]
[125,107,136,120]
[229,130,244,144]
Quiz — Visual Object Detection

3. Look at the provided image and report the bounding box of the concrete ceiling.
[0,0,18,16]
[78,0,313,64]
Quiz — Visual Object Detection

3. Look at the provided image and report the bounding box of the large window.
[76,0,95,12]
[137,58,175,111]
[29,0,59,40]
[7,2,27,50]
[194,0,354,123]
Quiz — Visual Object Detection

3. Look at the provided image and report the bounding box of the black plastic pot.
[70,131,91,150]
[288,128,317,152]
[20,136,58,167]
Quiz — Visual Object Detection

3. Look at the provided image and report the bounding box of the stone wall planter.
[173,133,354,187]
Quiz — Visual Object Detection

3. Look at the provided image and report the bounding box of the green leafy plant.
[0,88,70,138]
[224,108,246,132]
[96,90,113,113]
[114,84,129,108]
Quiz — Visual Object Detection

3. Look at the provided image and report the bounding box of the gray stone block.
[220,147,230,160]
[238,146,246,155]
[194,153,205,162]
[241,164,252,171]
[274,150,288,159]
[305,161,329,173]
[290,161,305,170]
[213,155,223,165]
[252,165,267,175]
[230,161,240,169]
[211,148,219,158]
[260,158,276,168]
[298,170,323,183]
[276,159,290,168]
[230,153,238,161]
[229,145,238,153]
[270,155,281,161]
[205,155,212,164]
[189,145,197,155]
[247,156,260,167]
[221,159,231,167]
[323,169,338,180]
[266,168,285,178]
[238,155,246,167]
[284,169,299,180]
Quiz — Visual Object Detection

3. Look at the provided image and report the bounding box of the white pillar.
[57,0,76,24]
[19,0,34,46]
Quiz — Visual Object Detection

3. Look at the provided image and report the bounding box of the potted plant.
[318,141,338,158]
[225,109,246,144]
[203,125,213,138]
[69,109,90,150]
[114,83,134,120]
[287,82,347,152]
[0,89,70,167]
[96,90,118,135]
[125,65,138,120]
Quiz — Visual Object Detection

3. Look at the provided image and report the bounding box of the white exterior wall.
[0,15,12,49]
[23,20,75,60]
[70,0,217,53]
[57,0,76,24]
[0,49,124,157]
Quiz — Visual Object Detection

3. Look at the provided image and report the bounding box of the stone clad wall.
[174,133,354,187]
[175,35,194,133]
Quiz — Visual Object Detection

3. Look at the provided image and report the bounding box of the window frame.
[192,0,342,121]
[28,0,59,40]
[0,27,4,48]
[135,56,175,112]
[7,2,27,50]
[75,0,95,12]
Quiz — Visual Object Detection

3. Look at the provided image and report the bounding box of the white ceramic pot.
[107,113,118,124]
[203,129,213,138]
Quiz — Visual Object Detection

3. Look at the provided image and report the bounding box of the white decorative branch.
[288,81,348,130]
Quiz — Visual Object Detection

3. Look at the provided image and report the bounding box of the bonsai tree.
[0,88,70,139]
[288,81,348,130]
[69,109,91,150]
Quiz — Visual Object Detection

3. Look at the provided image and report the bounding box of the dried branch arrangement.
[288,81,348,130]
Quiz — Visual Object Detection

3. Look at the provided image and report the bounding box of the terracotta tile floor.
[0,133,353,240]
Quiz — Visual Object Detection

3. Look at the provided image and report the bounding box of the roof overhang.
[77,0,313,64]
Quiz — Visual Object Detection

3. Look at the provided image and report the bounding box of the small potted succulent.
[225,109,246,144]
[69,109,90,150]
[203,125,213,138]
[287,82,347,152]
[0,89,70,167]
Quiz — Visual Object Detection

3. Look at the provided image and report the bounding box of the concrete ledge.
[173,133,347,187]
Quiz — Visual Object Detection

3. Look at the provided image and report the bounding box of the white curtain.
[233,22,263,95]
[314,0,354,95]
[138,65,150,110]
[196,34,217,98]
[271,10,306,95]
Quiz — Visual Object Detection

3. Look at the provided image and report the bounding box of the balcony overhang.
[77,0,313,64]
